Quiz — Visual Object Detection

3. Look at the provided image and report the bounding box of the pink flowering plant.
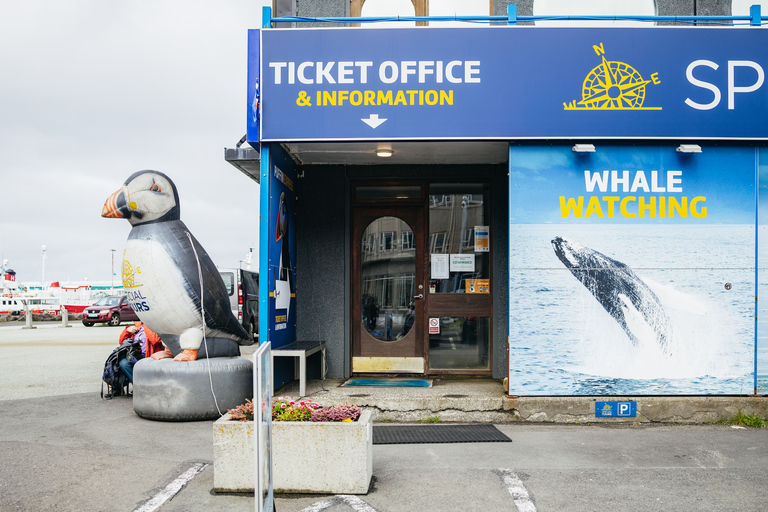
[309,403,361,422]
[227,396,362,422]
[272,396,321,421]
[227,398,255,421]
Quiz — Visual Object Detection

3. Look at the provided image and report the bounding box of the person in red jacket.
[117,321,168,382]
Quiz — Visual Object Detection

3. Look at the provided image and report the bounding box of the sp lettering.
[685,60,764,110]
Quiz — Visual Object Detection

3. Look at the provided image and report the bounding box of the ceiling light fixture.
[376,149,393,158]
[572,144,595,153]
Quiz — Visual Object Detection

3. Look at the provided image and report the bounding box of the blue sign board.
[596,401,637,417]
[247,29,260,143]
[251,27,768,142]
[267,145,296,347]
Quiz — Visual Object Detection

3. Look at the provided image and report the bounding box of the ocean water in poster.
[758,147,768,395]
[509,145,756,395]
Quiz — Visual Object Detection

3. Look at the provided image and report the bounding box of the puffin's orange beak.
[102,189,123,218]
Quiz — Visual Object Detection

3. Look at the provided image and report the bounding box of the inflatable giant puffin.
[102,170,252,361]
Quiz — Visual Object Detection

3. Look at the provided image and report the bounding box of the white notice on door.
[431,254,449,279]
[450,254,475,272]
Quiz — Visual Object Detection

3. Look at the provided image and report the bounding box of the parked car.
[82,295,139,327]
[218,268,259,341]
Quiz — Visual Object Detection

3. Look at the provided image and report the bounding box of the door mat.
[342,378,432,387]
[373,424,512,445]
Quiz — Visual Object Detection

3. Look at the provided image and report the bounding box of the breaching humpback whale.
[551,236,672,354]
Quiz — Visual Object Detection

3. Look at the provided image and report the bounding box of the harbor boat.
[1,261,122,315]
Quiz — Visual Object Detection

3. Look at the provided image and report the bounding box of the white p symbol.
[619,404,630,415]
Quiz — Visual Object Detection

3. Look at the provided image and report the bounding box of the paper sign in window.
[474,226,489,252]
[450,254,475,272]
[431,254,450,279]
[465,279,489,294]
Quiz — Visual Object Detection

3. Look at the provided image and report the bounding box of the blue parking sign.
[596,401,637,417]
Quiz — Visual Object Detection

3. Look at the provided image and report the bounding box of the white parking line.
[498,469,537,512]
[339,495,380,512]
[133,463,208,512]
[299,495,380,512]
[298,499,335,512]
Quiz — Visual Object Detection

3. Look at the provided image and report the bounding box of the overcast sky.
[1,1,271,285]
[3,1,763,286]
[0,0,497,287]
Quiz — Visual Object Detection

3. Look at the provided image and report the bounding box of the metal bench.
[271,340,326,398]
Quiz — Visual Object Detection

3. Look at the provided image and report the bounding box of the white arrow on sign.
[361,114,387,129]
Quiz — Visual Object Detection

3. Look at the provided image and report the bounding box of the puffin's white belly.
[121,237,202,335]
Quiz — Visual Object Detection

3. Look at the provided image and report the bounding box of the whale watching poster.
[508,145,761,395]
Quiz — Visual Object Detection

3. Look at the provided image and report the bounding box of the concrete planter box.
[213,410,372,494]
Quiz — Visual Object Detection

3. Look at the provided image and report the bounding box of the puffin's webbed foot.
[173,349,199,361]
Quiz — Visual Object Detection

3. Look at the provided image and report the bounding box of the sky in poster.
[509,145,756,225]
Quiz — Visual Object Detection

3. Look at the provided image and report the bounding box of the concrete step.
[274,378,768,424]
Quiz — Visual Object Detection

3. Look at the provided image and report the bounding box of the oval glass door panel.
[361,216,416,342]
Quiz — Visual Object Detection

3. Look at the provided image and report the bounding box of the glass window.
[380,231,395,252]
[219,272,235,296]
[428,184,490,294]
[361,216,416,341]
[401,231,414,249]
[429,316,490,370]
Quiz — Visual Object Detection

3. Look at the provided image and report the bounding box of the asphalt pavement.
[1,322,767,511]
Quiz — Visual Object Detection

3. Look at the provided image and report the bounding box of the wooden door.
[351,205,426,373]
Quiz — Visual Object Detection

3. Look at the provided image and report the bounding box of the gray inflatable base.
[133,356,253,421]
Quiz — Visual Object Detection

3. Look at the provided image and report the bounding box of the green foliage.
[719,407,768,428]
[417,416,441,423]
[731,412,767,428]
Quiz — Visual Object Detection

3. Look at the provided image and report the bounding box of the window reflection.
[429,317,490,369]
[361,216,416,341]
[428,184,490,294]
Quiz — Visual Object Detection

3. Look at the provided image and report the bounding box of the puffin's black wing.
[137,220,252,344]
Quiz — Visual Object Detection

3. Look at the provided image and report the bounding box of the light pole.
[41,245,46,289]
[111,249,116,290]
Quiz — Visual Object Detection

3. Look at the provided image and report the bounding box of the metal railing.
[262,5,767,28]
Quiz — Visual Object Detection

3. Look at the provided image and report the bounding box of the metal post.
[59,306,71,328]
[22,301,35,330]
[41,245,46,289]
[262,6,272,28]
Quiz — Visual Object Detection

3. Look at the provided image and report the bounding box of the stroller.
[100,339,142,399]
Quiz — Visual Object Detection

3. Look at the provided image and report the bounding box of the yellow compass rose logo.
[564,43,661,111]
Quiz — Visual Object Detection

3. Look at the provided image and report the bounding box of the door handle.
[413,294,424,299]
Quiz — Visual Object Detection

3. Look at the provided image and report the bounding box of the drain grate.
[373,424,511,445]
